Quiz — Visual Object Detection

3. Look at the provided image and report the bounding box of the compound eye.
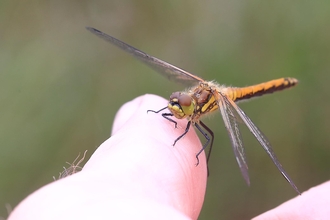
[168,92,195,118]
[170,92,191,106]
[170,92,181,101]
[177,93,192,107]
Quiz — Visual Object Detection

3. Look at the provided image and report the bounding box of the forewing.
[86,27,204,86]
[215,92,250,185]
[225,97,300,194]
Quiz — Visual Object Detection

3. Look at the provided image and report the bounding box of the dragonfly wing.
[225,96,300,194]
[86,27,203,86]
[215,92,250,185]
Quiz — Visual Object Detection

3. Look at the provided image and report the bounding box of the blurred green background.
[1,0,329,219]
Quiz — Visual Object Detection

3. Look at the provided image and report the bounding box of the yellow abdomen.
[226,77,298,102]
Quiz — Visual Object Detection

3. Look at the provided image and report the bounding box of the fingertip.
[111,94,167,135]
[103,94,207,219]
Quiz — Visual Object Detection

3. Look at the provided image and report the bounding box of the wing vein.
[86,27,203,86]
[225,97,301,194]
[215,92,250,185]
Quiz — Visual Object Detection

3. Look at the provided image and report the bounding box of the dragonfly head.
[168,92,195,119]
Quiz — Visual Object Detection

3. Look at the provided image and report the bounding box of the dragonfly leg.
[147,106,167,114]
[162,113,178,128]
[199,121,214,165]
[194,121,214,167]
[147,107,177,128]
[173,121,191,146]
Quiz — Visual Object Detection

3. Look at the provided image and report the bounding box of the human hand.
[8,94,207,220]
[8,94,330,219]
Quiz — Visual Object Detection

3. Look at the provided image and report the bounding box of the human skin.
[8,94,330,219]
[8,94,207,220]
[252,181,330,220]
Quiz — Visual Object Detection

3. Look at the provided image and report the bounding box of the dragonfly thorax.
[168,92,196,119]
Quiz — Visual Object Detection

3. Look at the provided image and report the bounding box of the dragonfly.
[86,27,300,194]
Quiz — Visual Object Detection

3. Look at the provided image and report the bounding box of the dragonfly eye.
[168,92,195,119]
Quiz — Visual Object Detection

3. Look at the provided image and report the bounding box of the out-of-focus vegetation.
[1,0,329,219]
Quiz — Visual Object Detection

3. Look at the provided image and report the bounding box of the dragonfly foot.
[195,155,200,166]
